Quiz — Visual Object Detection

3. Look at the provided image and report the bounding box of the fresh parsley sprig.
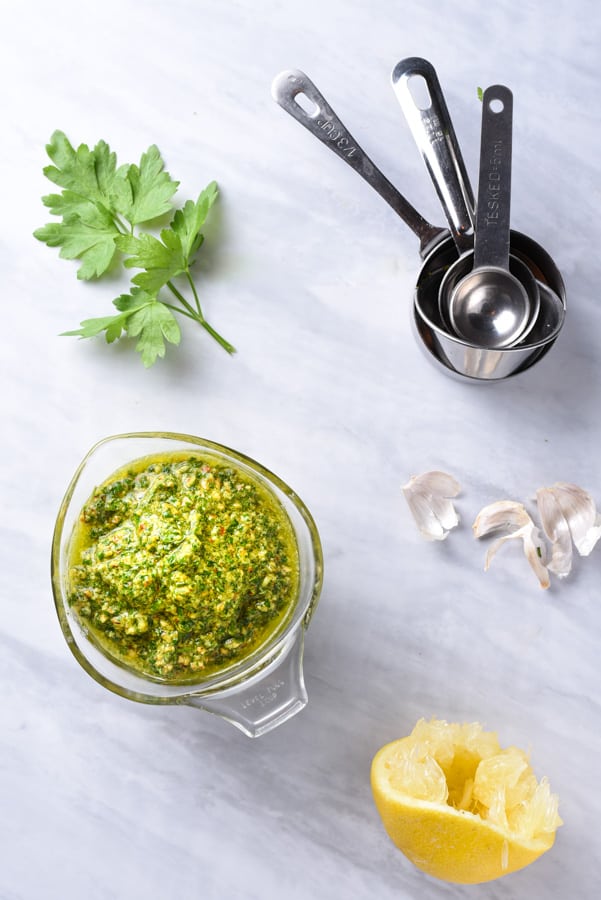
[34,131,235,366]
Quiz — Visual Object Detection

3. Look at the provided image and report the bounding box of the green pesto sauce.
[66,452,300,683]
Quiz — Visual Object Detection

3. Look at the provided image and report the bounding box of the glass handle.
[187,629,308,738]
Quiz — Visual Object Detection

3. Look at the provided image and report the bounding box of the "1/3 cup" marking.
[316,119,356,157]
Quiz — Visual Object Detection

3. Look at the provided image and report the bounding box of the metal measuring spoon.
[445,85,538,348]
[391,57,474,255]
[271,69,447,258]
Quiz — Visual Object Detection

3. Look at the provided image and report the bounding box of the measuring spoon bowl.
[450,264,531,347]
[441,251,540,348]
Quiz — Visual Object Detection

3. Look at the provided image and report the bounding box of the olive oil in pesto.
[66,452,300,683]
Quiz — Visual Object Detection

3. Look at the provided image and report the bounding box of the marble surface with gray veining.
[1,0,601,897]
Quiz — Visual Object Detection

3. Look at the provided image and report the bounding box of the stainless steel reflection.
[414,232,566,381]
[391,56,474,255]
[441,85,539,349]
[272,68,566,381]
[440,251,540,349]
[271,68,446,258]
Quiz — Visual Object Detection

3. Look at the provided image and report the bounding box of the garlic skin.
[472,500,550,589]
[536,483,601,578]
[402,471,460,541]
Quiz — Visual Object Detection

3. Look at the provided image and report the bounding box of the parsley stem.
[166,278,236,355]
[113,214,131,235]
[184,270,203,318]
[161,301,199,322]
[166,281,197,318]
[198,319,236,354]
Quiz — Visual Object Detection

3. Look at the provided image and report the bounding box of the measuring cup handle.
[391,57,475,253]
[271,69,445,257]
[473,85,513,270]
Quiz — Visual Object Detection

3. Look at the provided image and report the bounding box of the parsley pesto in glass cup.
[52,433,323,737]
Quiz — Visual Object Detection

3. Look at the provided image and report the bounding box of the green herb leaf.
[116,182,219,290]
[126,297,181,367]
[116,230,187,293]
[41,130,123,202]
[36,130,232,365]
[119,145,179,226]
[34,202,121,280]
[62,312,130,343]
[62,289,153,342]
[34,130,128,278]
[171,182,219,262]
[112,289,153,313]
[63,288,181,366]
[115,182,220,296]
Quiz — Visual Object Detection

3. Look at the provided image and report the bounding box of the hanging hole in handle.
[488,98,505,113]
[407,74,432,111]
[294,91,319,117]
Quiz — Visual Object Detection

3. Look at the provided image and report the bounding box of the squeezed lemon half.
[371,718,562,884]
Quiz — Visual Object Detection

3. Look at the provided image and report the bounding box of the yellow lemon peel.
[371,718,561,884]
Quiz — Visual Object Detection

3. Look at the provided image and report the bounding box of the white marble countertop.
[2,0,601,897]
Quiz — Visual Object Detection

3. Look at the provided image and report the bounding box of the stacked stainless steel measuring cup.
[272,59,566,382]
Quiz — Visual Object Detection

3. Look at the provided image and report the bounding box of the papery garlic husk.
[472,500,550,589]
[402,471,460,541]
[536,483,601,578]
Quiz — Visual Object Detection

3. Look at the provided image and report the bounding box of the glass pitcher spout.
[186,629,308,738]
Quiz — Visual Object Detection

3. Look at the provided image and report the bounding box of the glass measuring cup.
[51,432,324,737]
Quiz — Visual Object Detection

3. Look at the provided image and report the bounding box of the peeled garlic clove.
[473,501,550,589]
[402,471,460,541]
[536,483,601,564]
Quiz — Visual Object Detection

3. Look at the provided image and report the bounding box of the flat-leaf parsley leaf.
[34,131,234,366]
